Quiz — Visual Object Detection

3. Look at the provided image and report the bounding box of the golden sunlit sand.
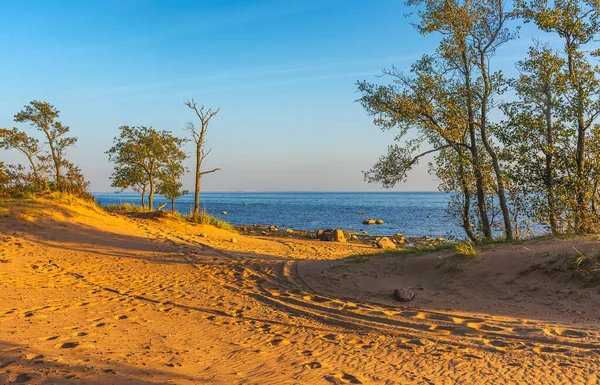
[1,196,599,384]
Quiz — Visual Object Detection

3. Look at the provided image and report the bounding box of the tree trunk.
[193,144,202,217]
[148,178,155,211]
[47,140,61,191]
[141,186,146,209]
[463,65,492,240]
[544,93,558,235]
[479,117,513,240]
[171,198,175,213]
[25,153,40,188]
[478,54,513,240]
[458,159,477,242]
[566,43,588,231]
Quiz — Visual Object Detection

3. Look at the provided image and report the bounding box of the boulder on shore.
[318,229,346,243]
[362,218,376,225]
[376,237,396,249]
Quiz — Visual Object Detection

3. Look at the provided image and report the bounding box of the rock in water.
[221,211,228,215]
[394,288,415,302]
[375,219,384,225]
[362,218,376,225]
[376,237,395,249]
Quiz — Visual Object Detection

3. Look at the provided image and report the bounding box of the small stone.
[269,225,278,231]
[230,238,237,243]
[394,288,415,302]
[285,228,294,233]
[221,211,228,215]
[199,233,208,238]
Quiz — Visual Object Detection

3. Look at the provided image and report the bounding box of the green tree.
[184,99,221,218]
[158,152,188,213]
[517,0,600,231]
[360,0,518,241]
[357,56,480,241]
[499,43,568,234]
[0,127,44,187]
[14,101,77,191]
[110,165,149,209]
[106,126,187,211]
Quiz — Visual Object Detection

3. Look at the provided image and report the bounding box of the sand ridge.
[0,198,599,384]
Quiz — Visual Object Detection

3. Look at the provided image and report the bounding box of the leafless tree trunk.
[184,99,221,217]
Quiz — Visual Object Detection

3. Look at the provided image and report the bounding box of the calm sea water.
[93,192,463,238]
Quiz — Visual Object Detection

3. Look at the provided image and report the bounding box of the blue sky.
[0,0,550,192]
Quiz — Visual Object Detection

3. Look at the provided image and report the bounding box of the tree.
[158,152,188,213]
[0,127,43,187]
[357,56,481,241]
[106,126,187,211]
[14,101,77,191]
[184,99,221,217]
[499,43,568,234]
[359,0,519,241]
[110,165,149,208]
[517,0,600,231]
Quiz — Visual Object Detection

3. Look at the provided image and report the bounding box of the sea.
[93,192,464,239]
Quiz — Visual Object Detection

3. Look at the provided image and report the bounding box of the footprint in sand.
[268,336,290,347]
[56,342,79,349]
[546,328,587,339]
[324,373,363,384]
[303,361,323,369]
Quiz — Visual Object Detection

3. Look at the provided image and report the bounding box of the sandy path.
[0,199,599,384]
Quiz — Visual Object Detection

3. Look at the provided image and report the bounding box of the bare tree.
[184,98,221,217]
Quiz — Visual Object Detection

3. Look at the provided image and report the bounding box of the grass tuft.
[187,208,238,233]
[454,241,477,256]
[103,202,149,213]
[571,246,600,283]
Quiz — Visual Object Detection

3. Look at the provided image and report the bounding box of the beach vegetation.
[0,101,90,199]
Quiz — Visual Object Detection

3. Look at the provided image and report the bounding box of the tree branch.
[200,167,221,176]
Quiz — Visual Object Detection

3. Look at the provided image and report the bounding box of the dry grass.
[571,246,600,283]
[187,208,238,233]
[454,241,477,256]
[102,203,238,233]
[103,202,149,213]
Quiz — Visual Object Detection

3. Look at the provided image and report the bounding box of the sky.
[0,0,552,192]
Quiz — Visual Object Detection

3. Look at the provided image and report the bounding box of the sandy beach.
[1,197,599,384]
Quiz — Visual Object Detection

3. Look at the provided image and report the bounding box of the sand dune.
[0,198,599,384]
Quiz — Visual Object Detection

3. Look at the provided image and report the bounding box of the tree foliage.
[359,0,600,240]
[106,126,187,211]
